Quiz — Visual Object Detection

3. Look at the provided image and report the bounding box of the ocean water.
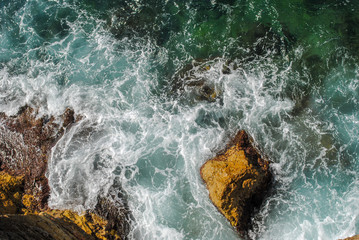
[1,0,358,239]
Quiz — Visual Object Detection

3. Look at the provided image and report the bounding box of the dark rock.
[171,59,225,103]
[0,170,119,239]
[243,23,295,57]
[93,178,133,240]
[0,213,96,240]
[0,106,78,211]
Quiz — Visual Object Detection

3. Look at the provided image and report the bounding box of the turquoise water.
[1,0,358,239]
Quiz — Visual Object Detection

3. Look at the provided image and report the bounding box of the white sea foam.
[1,1,358,240]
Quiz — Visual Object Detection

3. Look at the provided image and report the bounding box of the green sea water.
[0,0,358,239]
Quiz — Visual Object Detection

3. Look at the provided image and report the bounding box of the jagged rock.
[0,106,79,211]
[0,105,128,239]
[200,130,272,236]
[94,197,130,240]
[0,171,120,239]
[93,178,132,240]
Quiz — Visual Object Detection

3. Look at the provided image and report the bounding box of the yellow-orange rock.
[0,172,24,214]
[0,171,119,239]
[44,209,121,240]
[200,130,271,234]
[339,235,359,240]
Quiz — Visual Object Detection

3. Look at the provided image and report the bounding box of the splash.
[1,0,358,239]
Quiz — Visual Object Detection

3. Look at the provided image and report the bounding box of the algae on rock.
[0,172,24,214]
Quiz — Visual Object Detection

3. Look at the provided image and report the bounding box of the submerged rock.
[107,2,173,45]
[200,130,272,236]
[171,59,227,103]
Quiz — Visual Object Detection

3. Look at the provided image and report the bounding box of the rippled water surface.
[1,0,358,239]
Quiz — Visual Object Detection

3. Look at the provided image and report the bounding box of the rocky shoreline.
[0,105,356,239]
[0,106,127,240]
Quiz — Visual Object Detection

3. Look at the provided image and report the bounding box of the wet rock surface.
[0,106,128,239]
[200,130,272,236]
[44,209,119,240]
[0,171,120,240]
[0,213,98,240]
[171,59,227,103]
[0,172,24,214]
[93,178,133,240]
[0,106,78,211]
[0,207,122,240]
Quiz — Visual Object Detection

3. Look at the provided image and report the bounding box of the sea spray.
[1,0,358,239]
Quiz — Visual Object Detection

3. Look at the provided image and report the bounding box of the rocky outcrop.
[93,180,133,239]
[0,213,96,240]
[43,209,120,240]
[0,106,127,239]
[0,106,79,211]
[0,210,116,240]
[0,170,120,240]
[200,130,272,236]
